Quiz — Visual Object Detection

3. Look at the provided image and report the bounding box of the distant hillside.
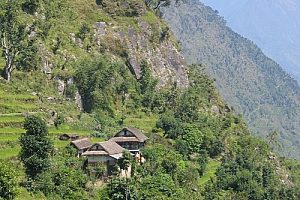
[202,0,300,84]
[162,0,300,159]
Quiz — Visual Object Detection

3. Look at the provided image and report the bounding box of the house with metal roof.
[109,127,148,153]
[70,138,93,156]
[82,141,125,175]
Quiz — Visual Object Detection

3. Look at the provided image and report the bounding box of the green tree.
[54,114,64,129]
[16,38,39,72]
[0,162,17,200]
[34,146,88,199]
[139,60,158,109]
[75,57,134,114]
[198,150,209,176]
[21,0,40,14]
[19,116,54,180]
[204,135,296,200]
[138,173,183,200]
[0,0,27,81]
[156,111,183,139]
[107,178,137,200]
[119,151,132,171]
[175,89,201,123]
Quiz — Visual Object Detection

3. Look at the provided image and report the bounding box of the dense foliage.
[33,146,88,199]
[75,57,136,114]
[0,0,299,200]
[19,116,54,180]
[0,162,17,200]
[0,0,27,81]
[163,0,300,159]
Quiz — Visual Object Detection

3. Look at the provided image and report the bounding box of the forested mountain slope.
[162,0,300,159]
[202,0,300,84]
[0,0,300,199]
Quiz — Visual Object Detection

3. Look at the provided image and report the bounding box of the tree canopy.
[19,116,54,180]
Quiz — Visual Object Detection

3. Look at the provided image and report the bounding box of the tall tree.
[19,116,54,180]
[139,60,157,109]
[0,0,27,81]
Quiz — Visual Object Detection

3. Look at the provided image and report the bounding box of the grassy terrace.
[0,115,25,123]
[124,113,158,133]
[198,159,221,186]
[0,127,94,142]
[0,147,20,160]
[0,93,38,101]
[0,112,158,160]
[0,102,38,113]
[0,137,105,160]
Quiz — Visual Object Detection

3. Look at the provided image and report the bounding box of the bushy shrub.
[0,162,18,200]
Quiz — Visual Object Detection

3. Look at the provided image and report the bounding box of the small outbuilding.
[59,134,80,141]
[70,138,93,156]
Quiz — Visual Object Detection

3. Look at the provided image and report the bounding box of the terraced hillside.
[0,76,160,160]
[0,77,94,160]
[0,1,299,199]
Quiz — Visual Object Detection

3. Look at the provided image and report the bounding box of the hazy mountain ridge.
[162,0,300,158]
[202,0,300,83]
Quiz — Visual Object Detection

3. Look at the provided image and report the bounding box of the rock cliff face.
[92,20,189,88]
[36,0,189,97]
[77,8,188,87]
[38,3,189,110]
[123,23,188,88]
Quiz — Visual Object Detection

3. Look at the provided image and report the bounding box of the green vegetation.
[163,0,300,159]
[0,162,18,200]
[198,159,220,186]
[0,0,299,199]
[20,116,54,179]
[0,147,20,160]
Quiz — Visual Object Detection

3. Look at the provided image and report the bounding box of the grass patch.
[114,16,140,31]
[0,127,92,144]
[15,188,46,200]
[0,127,25,134]
[91,137,105,143]
[0,102,38,113]
[49,128,92,135]
[0,94,37,101]
[0,146,20,159]
[0,134,20,142]
[0,113,24,116]
[124,112,158,133]
[0,115,25,123]
[198,159,221,186]
[54,140,70,148]
[0,115,25,128]
[141,11,159,25]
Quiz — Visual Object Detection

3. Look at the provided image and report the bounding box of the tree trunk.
[3,66,12,82]
[3,56,13,81]
[154,1,163,10]
[1,31,19,82]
